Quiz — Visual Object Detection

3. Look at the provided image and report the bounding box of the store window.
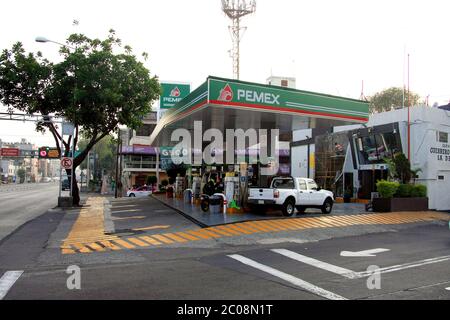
[355,131,401,165]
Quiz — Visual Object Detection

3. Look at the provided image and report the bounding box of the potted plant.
[372,180,428,212]
[343,187,353,203]
[166,177,175,198]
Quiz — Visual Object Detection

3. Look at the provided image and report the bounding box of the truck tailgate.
[248,188,274,200]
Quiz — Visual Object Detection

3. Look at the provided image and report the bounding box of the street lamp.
[35,36,75,49]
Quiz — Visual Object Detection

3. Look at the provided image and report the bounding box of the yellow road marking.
[86,242,106,252]
[251,221,281,232]
[245,221,275,232]
[62,248,76,254]
[127,237,150,247]
[207,227,234,237]
[186,230,213,239]
[226,224,253,234]
[233,223,260,233]
[173,232,201,241]
[152,234,175,244]
[197,229,222,238]
[215,225,242,235]
[99,240,122,250]
[112,216,146,221]
[132,225,171,231]
[139,236,163,245]
[262,220,290,231]
[163,233,188,243]
[72,243,92,253]
[113,239,136,249]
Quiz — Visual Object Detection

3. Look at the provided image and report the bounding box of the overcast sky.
[1,0,449,147]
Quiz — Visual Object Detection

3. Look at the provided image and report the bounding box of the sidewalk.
[152,193,368,227]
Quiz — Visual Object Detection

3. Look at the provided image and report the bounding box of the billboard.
[0,148,20,157]
[160,82,190,109]
[39,147,60,159]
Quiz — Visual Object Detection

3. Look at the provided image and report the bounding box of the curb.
[103,198,115,234]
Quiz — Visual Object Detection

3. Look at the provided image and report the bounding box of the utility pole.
[222,0,256,79]
[114,130,120,198]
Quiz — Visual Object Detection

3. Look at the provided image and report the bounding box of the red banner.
[0,148,20,157]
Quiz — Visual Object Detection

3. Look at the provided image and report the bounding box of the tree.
[0,30,160,205]
[369,87,421,113]
[78,134,115,175]
[16,168,25,184]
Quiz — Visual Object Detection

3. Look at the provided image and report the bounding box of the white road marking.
[0,271,24,300]
[228,254,348,300]
[445,287,450,291]
[340,248,390,257]
[356,255,450,278]
[271,249,359,279]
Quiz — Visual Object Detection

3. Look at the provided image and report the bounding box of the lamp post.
[35,36,75,50]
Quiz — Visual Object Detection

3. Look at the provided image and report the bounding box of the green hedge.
[376,180,399,198]
[410,184,427,197]
[395,184,413,197]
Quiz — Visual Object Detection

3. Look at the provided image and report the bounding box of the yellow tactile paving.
[62,209,450,254]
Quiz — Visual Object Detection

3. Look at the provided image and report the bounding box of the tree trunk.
[66,168,81,206]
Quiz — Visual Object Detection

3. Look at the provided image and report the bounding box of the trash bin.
[184,189,192,203]
[209,195,222,214]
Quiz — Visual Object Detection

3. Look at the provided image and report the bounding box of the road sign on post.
[61,157,73,170]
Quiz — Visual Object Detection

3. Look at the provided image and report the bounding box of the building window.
[437,131,448,143]
[135,124,155,137]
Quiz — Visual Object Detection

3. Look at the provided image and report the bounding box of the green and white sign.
[160,82,190,109]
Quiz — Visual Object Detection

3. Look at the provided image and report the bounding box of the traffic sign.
[60,157,73,169]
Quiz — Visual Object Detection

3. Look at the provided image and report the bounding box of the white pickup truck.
[247,177,334,216]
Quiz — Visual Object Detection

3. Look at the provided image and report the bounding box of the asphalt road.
[0,182,58,241]
[0,193,449,300]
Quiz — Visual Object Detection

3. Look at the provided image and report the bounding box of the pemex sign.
[209,77,369,122]
[160,82,190,109]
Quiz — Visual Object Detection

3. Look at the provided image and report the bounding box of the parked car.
[127,186,152,198]
[248,176,334,216]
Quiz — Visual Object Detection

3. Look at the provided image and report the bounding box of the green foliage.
[369,87,420,113]
[0,29,160,169]
[395,184,413,197]
[146,175,157,186]
[78,134,115,173]
[161,179,169,187]
[384,152,417,184]
[376,179,399,198]
[410,184,427,197]
[16,168,25,183]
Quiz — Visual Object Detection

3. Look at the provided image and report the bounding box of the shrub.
[395,184,413,198]
[376,180,399,198]
[410,184,427,197]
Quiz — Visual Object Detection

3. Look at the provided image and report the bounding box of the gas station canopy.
[149,76,369,147]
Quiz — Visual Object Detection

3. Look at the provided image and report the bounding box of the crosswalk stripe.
[246,221,275,232]
[0,271,24,300]
[272,249,358,279]
[99,240,122,250]
[215,225,242,235]
[127,237,150,247]
[139,236,163,245]
[230,223,258,233]
[228,254,347,300]
[174,232,201,241]
[187,230,214,239]
[163,233,188,243]
[86,242,106,252]
[207,227,234,237]
[113,239,136,249]
[72,243,92,253]
[152,234,175,244]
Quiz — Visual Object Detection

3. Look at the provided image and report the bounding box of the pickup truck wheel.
[282,199,295,216]
[321,198,333,214]
[296,206,306,214]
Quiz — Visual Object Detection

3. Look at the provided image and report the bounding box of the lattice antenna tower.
[222,0,256,79]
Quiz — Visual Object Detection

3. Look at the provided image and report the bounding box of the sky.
[1,0,449,147]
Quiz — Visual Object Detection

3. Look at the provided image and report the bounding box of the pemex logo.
[218,83,233,102]
[170,87,181,97]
